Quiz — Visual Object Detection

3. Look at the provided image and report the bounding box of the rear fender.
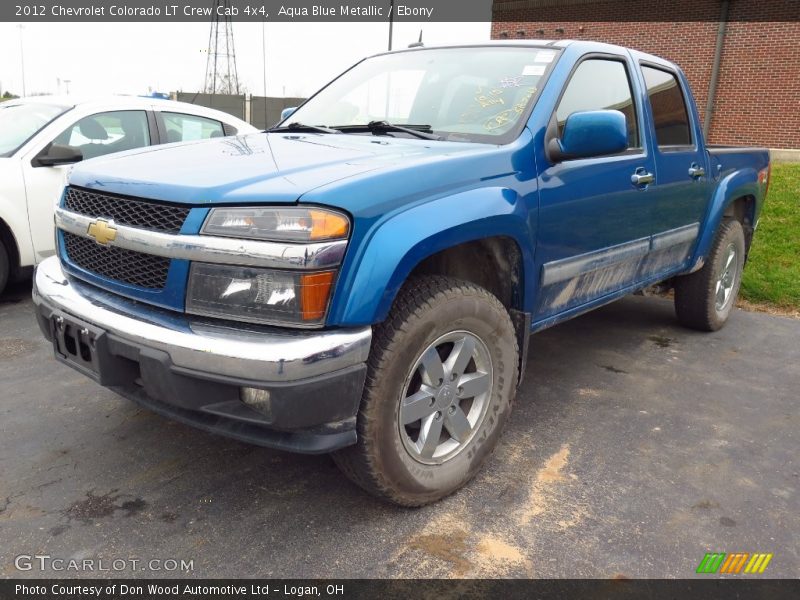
[689,168,762,270]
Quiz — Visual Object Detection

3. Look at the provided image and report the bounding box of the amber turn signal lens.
[299,271,336,321]
[310,209,349,240]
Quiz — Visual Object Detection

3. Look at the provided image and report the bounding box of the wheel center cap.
[436,385,455,408]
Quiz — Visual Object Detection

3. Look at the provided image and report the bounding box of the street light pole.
[388,0,394,51]
[262,18,268,127]
[17,24,26,97]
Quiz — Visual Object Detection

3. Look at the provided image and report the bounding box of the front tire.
[674,218,745,331]
[333,276,519,506]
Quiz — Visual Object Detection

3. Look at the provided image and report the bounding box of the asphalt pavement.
[1,280,797,578]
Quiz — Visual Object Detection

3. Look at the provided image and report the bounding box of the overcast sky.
[0,21,490,99]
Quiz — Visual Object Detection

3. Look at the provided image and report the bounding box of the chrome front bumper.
[32,257,372,452]
[32,256,371,382]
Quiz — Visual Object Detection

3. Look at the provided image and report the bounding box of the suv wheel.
[674,218,746,331]
[332,276,519,506]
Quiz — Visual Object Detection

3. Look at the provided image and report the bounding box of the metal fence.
[174,93,306,129]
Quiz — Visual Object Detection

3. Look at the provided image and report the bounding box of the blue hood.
[68,132,512,215]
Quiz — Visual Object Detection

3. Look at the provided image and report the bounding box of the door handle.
[631,168,654,186]
[688,164,706,179]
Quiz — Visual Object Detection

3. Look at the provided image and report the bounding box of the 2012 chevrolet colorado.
[33,41,770,505]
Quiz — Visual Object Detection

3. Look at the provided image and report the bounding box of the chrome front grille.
[63,232,170,290]
[64,187,190,233]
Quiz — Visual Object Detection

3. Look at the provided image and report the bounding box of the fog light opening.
[240,387,271,414]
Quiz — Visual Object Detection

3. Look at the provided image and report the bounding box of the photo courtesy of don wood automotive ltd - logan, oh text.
[0,0,798,599]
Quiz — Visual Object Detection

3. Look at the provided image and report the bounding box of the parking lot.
[1,280,797,578]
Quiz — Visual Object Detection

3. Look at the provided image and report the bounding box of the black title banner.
[2,0,798,22]
[3,579,800,600]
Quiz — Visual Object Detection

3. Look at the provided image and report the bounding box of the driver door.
[21,110,151,261]
[534,55,656,321]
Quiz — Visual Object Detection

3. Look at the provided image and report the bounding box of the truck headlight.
[186,263,336,327]
[202,207,349,242]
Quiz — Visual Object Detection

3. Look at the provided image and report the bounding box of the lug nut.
[434,411,442,420]
[457,387,463,396]
[448,406,456,415]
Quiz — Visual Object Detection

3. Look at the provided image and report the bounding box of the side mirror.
[34,144,83,167]
[280,107,297,123]
[548,110,628,162]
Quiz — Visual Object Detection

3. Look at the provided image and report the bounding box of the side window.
[641,66,692,147]
[52,111,150,160]
[556,58,640,150]
[161,112,224,143]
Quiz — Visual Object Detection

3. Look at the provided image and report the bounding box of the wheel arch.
[327,187,535,327]
[408,236,525,312]
[689,168,763,270]
[0,216,21,275]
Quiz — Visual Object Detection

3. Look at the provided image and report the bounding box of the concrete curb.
[770,149,800,163]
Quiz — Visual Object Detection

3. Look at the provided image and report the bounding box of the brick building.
[491,0,800,151]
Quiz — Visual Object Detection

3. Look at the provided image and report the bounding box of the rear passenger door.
[155,112,226,144]
[534,55,656,320]
[640,64,711,273]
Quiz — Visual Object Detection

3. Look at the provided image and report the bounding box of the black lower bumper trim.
[111,383,357,454]
[36,304,366,454]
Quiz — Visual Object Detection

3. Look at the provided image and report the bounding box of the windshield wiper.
[268,122,341,134]
[336,121,442,140]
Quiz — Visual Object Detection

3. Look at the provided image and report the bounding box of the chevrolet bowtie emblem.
[87,219,117,245]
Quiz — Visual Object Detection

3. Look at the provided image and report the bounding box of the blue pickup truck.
[33,41,770,505]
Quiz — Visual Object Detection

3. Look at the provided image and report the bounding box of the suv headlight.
[187,207,349,327]
[201,207,349,242]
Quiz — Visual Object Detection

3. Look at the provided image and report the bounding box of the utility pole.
[262,18,268,127]
[388,0,394,51]
[17,24,26,97]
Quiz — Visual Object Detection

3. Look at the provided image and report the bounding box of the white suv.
[0,95,257,294]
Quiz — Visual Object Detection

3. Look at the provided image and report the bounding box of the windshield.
[285,47,557,143]
[0,102,69,156]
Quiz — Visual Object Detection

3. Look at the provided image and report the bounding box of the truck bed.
[708,145,770,177]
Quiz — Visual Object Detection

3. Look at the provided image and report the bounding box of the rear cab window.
[641,65,693,148]
[159,112,225,143]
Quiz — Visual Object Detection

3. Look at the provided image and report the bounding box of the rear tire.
[332,276,519,506]
[0,241,9,297]
[674,218,745,331]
